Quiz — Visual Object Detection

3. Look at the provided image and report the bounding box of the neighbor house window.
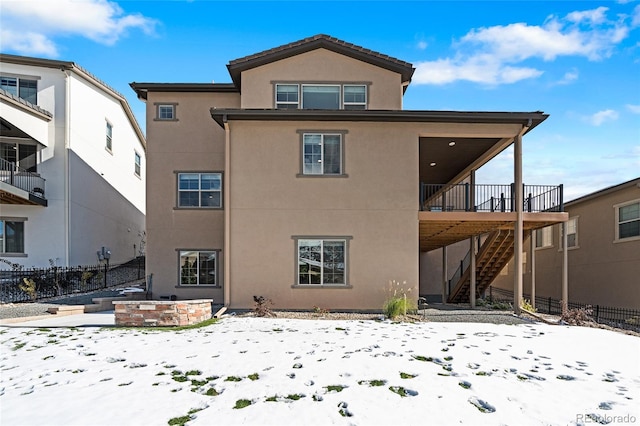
[343,85,366,109]
[302,85,340,109]
[296,238,348,285]
[1,76,37,104]
[275,84,299,109]
[105,121,113,152]
[302,133,342,175]
[179,250,217,285]
[134,152,142,177]
[616,200,640,241]
[560,217,578,249]
[1,142,38,172]
[535,226,553,248]
[177,172,222,208]
[156,103,177,120]
[0,219,25,254]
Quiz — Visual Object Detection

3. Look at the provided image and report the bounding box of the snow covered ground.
[1,316,638,425]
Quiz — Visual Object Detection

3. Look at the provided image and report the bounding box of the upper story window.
[177,172,222,208]
[134,152,142,177]
[616,200,640,241]
[302,133,342,175]
[105,121,113,152]
[560,217,578,249]
[155,103,178,121]
[1,76,37,104]
[1,142,37,172]
[275,83,368,110]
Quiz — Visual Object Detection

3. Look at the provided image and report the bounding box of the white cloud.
[586,109,619,125]
[0,0,157,57]
[413,6,635,85]
[556,68,579,85]
[416,40,428,50]
[627,104,640,113]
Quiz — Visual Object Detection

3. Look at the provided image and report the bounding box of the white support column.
[442,247,448,304]
[530,230,536,310]
[562,222,569,309]
[513,130,525,315]
[470,235,477,308]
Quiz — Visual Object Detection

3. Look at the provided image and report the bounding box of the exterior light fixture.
[430,162,437,167]
[449,140,456,146]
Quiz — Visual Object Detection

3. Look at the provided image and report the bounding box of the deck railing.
[0,157,46,199]
[420,183,563,213]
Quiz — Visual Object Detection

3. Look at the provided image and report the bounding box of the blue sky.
[1,0,638,200]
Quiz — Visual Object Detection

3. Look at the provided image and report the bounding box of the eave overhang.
[129,83,239,101]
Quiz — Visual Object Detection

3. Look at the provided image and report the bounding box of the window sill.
[613,235,640,244]
[173,207,223,210]
[153,118,179,122]
[296,174,349,178]
[0,253,27,257]
[291,284,352,289]
[175,285,222,288]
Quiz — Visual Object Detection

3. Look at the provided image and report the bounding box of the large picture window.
[616,200,640,241]
[274,83,368,110]
[179,250,217,285]
[0,219,25,254]
[297,238,347,285]
[302,134,342,175]
[302,85,340,109]
[177,172,222,208]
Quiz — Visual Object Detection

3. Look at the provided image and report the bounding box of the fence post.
[510,183,515,212]
[595,305,600,322]
[103,264,108,289]
[548,297,551,314]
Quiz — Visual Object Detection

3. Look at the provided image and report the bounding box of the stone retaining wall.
[113,299,213,327]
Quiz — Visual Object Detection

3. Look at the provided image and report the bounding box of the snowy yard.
[1,316,638,425]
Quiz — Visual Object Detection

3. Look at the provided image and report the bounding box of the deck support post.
[442,247,448,303]
[469,170,476,308]
[530,230,536,310]
[562,221,569,308]
[513,125,528,315]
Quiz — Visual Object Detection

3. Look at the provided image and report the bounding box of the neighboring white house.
[0,54,146,267]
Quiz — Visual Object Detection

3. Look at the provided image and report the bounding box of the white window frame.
[301,84,341,110]
[535,225,553,249]
[294,237,350,286]
[176,172,223,208]
[155,103,177,121]
[343,84,367,110]
[178,250,218,286]
[275,84,299,109]
[301,133,343,176]
[614,199,640,243]
[105,121,113,153]
[559,217,578,249]
[134,151,142,177]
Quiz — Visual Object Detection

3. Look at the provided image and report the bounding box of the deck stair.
[448,229,528,303]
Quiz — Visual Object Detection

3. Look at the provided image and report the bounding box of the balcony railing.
[0,157,46,200]
[420,183,563,213]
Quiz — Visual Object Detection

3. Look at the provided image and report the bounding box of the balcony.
[419,183,566,252]
[0,157,47,206]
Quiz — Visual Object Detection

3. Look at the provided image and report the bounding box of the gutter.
[63,69,71,267]
[223,117,231,308]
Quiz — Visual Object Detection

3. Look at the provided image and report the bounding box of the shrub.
[253,295,274,317]
[19,278,37,301]
[382,280,416,319]
[520,298,536,313]
[561,301,594,326]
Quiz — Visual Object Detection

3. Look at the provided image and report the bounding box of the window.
[1,76,37,104]
[297,239,347,285]
[535,226,553,248]
[616,200,640,241]
[274,83,368,110]
[560,217,578,249]
[179,250,217,285]
[1,142,38,172]
[134,152,142,177]
[276,84,299,109]
[343,85,366,110]
[156,104,176,120]
[177,172,222,208]
[106,122,113,152]
[302,134,342,175]
[0,219,25,254]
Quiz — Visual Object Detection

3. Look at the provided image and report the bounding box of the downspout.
[223,116,231,307]
[63,69,71,267]
[513,119,531,315]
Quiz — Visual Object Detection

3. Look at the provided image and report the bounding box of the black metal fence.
[0,257,145,303]
[488,286,640,333]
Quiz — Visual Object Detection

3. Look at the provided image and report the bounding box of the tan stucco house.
[491,177,640,310]
[131,34,566,311]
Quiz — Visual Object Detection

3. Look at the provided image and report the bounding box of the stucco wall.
[144,91,239,302]
[240,49,403,110]
[491,183,640,309]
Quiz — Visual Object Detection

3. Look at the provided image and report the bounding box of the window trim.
[559,217,579,250]
[291,235,352,288]
[275,84,299,109]
[134,151,142,178]
[614,199,640,243]
[175,171,223,209]
[154,102,179,121]
[105,120,113,154]
[296,130,348,178]
[176,249,220,287]
[0,217,27,256]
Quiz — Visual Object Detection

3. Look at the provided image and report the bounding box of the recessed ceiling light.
[430,162,437,167]
[449,141,456,146]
